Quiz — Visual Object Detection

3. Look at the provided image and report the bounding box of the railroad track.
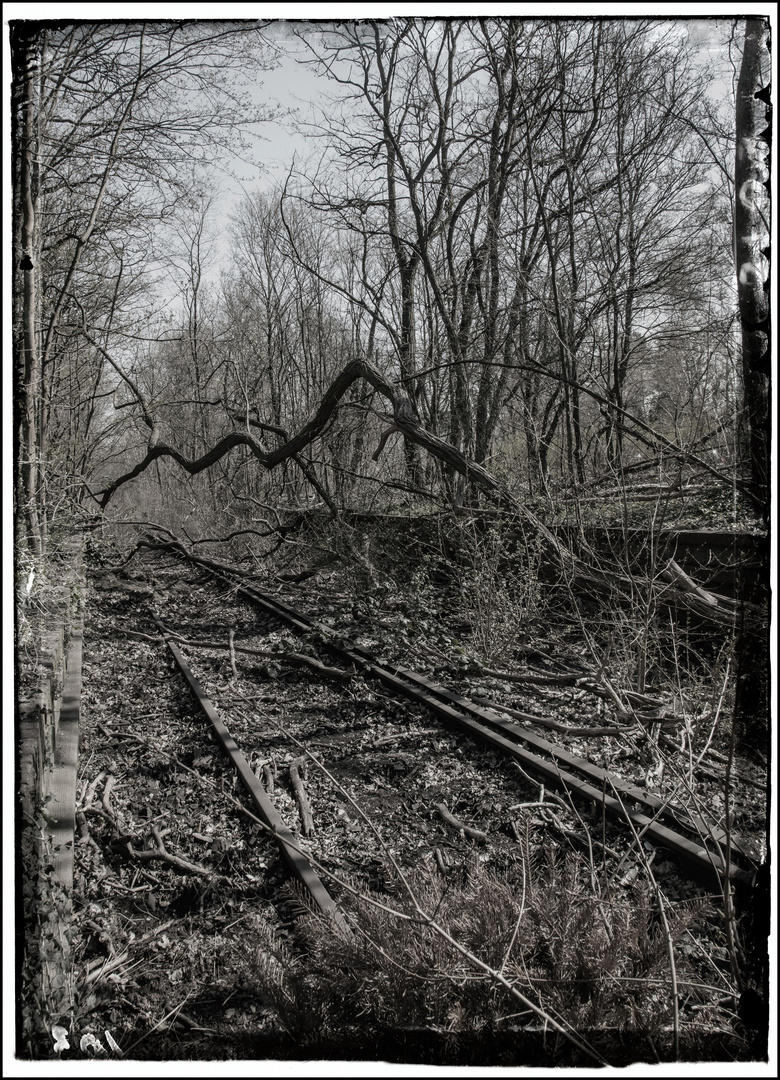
[154,618,350,934]
[136,541,756,911]
[68,545,768,1061]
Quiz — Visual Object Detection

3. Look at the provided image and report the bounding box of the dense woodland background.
[12,18,769,554]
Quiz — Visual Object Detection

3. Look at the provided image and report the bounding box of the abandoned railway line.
[156,553,757,891]
[15,12,772,1066]
[56,542,767,1060]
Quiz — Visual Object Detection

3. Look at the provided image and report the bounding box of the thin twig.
[692,659,731,774]
[722,710,744,990]
[499,853,526,976]
[123,991,193,1055]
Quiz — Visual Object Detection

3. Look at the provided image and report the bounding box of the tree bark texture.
[732,19,770,752]
[734,17,770,507]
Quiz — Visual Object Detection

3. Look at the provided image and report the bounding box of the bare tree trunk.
[734,17,770,508]
[14,29,42,555]
[733,20,769,767]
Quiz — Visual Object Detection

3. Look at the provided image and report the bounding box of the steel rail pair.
[162,558,754,889]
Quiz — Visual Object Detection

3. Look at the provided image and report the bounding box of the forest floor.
[22,526,770,1066]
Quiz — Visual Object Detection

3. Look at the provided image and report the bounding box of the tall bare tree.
[12,20,274,555]
[734,17,770,506]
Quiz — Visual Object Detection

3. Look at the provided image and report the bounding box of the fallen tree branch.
[84,950,130,985]
[102,774,117,817]
[75,810,98,849]
[372,424,402,461]
[92,357,748,627]
[80,770,107,812]
[475,696,638,737]
[83,805,126,832]
[481,665,662,710]
[290,757,314,836]
[104,519,302,572]
[125,826,210,876]
[122,626,350,681]
[436,803,487,844]
[434,848,450,875]
[374,728,440,747]
[660,559,728,610]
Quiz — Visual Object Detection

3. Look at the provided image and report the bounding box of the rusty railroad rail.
[153,616,350,936]
[142,543,756,898]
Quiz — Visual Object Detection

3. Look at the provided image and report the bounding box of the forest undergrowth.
[14,510,765,1065]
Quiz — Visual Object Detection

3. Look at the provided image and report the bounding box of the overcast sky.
[3,8,772,308]
[164,13,756,297]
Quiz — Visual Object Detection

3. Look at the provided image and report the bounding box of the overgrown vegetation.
[19,789,93,1059]
[248,852,731,1063]
[456,525,545,666]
